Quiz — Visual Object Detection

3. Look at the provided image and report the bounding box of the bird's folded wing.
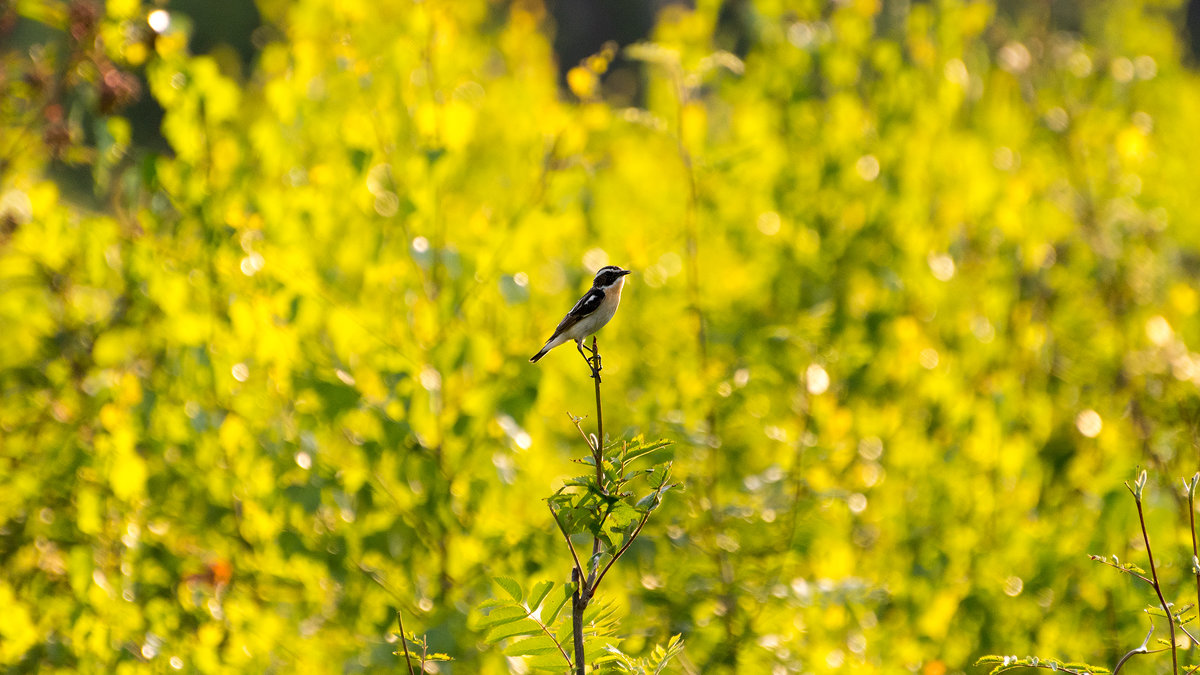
[550,288,604,337]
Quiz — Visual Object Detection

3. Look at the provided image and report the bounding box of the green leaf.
[502,636,565,657]
[646,465,670,487]
[474,596,516,612]
[972,655,1110,675]
[583,639,620,664]
[543,584,573,625]
[606,502,641,529]
[622,439,673,466]
[528,580,554,612]
[635,490,663,511]
[583,598,621,635]
[529,651,576,671]
[486,617,543,642]
[495,576,523,602]
[651,634,685,674]
[473,605,528,631]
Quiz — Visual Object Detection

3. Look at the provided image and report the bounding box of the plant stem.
[571,566,585,675]
[397,610,415,675]
[591,336,604,482]
[592,510,651,591]
[1189,476,1200,640]
[571,336,605,674]
[550,502,584,581]
[1135,496,1178,674]
[587,336,605,581]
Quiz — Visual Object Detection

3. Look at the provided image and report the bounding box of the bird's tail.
[531,333,569,362]
[530,334,565,362]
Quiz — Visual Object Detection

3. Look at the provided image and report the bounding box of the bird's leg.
[576,340,601,381]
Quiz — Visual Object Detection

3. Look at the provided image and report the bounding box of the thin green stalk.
[397,610,415,675]
[592,510,651,591]
[571,336,606,674]
[549,502,584,582]
[592,336,604,489]
[1189,474,1200,646]
[1134,495,1178,674]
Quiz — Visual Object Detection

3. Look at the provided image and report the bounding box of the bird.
[530,265,631,364]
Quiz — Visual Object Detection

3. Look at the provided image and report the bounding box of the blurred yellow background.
[3,0,1200,672]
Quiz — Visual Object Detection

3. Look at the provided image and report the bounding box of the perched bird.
[530,265,631,364]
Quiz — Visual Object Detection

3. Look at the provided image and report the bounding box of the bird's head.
[593,265,632,289]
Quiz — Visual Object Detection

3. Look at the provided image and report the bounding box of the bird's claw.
[576,342,602,381]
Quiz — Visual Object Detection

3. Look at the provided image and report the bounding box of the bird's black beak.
[619,269,632,277]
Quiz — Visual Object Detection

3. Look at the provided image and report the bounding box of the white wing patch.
[548,288,604,338]
[568,289,604,318]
